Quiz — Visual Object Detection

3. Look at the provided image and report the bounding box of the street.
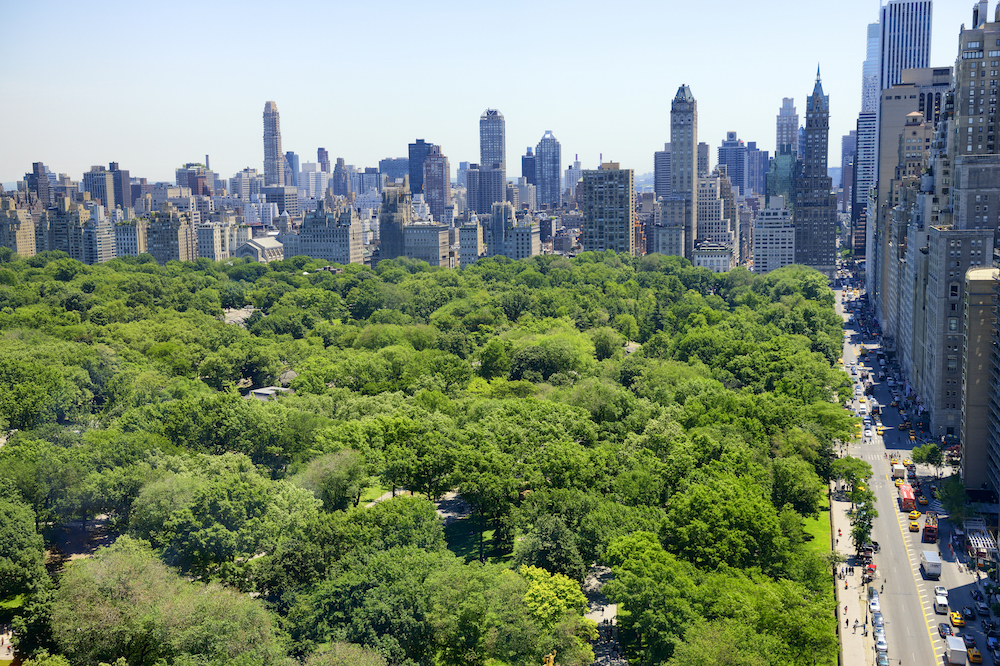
[836,280,993,665]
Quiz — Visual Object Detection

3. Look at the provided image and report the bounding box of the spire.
[816,63,821,83]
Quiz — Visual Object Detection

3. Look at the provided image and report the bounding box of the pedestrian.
[846,618,849,628]
[881,584,884,593]
[844,605,848,615]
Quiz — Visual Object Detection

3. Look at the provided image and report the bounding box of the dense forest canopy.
[0,248,854,666]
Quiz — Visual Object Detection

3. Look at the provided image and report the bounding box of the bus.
[923,511,939,543]
[899,483,915,511]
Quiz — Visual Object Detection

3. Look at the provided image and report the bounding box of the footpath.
[831,479,875,666]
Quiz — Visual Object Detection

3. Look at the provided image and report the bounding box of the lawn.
[802,505,833,557]
[358,484,393,505]
[444,514,511,564]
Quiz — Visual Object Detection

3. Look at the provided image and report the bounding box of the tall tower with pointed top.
[263,102,285,186]
[794,68,837,277]
[670,85,698,259]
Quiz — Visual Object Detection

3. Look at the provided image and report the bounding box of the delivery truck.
[946,635,967,664]
[921,550,942,579]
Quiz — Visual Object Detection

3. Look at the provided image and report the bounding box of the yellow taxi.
[904,459,912,466]
[876,426,885,435]
[890,458,899,465]
[859,396,867,403]
[908,510,922,520]
[838,358,844,365]
[918,496,929,505]
[894,478,903,488]
[951,611,965,627]
[909,521,920,532]
[969,647,983,663]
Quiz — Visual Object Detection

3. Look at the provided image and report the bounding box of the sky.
[0,0,973,188]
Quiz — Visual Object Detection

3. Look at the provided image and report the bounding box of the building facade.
[422,145,451,224]
[378,178,413,263]
[263,101,285,186]
[535,131,561,208]
[671,85,698,258]
[580,162,636,256]
[793,70,837,277]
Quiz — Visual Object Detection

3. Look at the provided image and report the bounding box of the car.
[873,612,884,629]
[909,521,920,532]
[987,636,998,650]
[875,636,888,653]
[977,601,991,617]
[876,653,890,666]
[859,396,866,403]
[909,510,922,520]
[890,457,899,465]
[865,429,873,437]
[935,586,949,597]
[940,623,954,638]
[965,633,978,647]
[952,611,966,626]
[918,495,929,505]
[870,598,881,613]
[895,478,903,487]
[965,607,977,621]
[993,647,1000,663]
[969,646,983,663]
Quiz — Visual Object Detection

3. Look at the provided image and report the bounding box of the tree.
[770,457,825,518]
[514,514,587,582]
[938,475,972,523]
[830,456,873,508]
[0,493,47,597]
[293,450,371,511]
[305,643,387,666]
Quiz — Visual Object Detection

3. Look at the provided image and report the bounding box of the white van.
[934,595,949,614]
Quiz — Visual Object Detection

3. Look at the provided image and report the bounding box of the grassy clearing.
[358,484,393,504]
[444,515,510,564]
[801,505,832,557]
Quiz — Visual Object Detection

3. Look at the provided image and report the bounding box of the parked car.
[976,601,990,617]
[939,623,953,638]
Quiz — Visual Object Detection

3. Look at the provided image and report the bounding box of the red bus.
[898,484,915,511]
[923,512,939,543]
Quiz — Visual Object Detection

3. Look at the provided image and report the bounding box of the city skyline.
[0,0,967,187]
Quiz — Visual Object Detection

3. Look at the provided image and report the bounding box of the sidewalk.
[830,482,876,666]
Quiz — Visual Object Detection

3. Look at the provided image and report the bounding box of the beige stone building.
[961,267,998,491]
[0,197,37,258]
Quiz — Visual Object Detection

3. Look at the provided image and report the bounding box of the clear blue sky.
[0,0,971,187]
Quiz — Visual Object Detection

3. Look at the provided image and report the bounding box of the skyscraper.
[317,148,330,173]
[82,165,115,211]
[26,162,53,208]
[332,158,351,197]
[479,109,505,170]
[840,131,857,213]
[408,139,433,194]
[717,132,748,196]
[522,148,536,186]
[670,85,698,258]
[263,101,285,186]
[109,162,131,209]
[379,158,409,184]
[422,145,451,224]
[580,162,635,256]
[285,152,299,188]
[697,143,710,177]
[879,0,932,91]
[654,144,671,199]
[776,98,799,154]
[862,22,881,113]
[794,68,837,276]
[535,131,561,208]
[378,177,413,263]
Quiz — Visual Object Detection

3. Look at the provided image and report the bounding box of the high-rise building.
[879,0,932,91]
[317,148,330,174]
[697,142,710,177]
[263,101,285,186]
[36,196,114,264]
[408,140,433,195]
[670,85,698,258]
[147,202,198,264]
[564,156,583,200]
[285,152,300,188]
[535,131,561,208]
[853,113,877,257]
[480,109,505,171]
[654,144,671,199]
[745,142,769,197]
[422,145,451,224]
[260,185,299,218]
[0,196,37,257]
[840,131,857,213]
[717,132,748,196]
[108,162,131,210]
[378,177,412,263]
[284,200,363,265]
[522,148,536,186]
[25,162,53,208]
[332,158,351,197]
[752,196,795,274]
[862,22,881,113]
[793,68,837,276]
[379,158,409,185]
[580,162,636,256]
[82,165,115,211]
[776,98,799,155]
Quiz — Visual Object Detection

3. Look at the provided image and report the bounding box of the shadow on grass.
[444,514,511,564]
